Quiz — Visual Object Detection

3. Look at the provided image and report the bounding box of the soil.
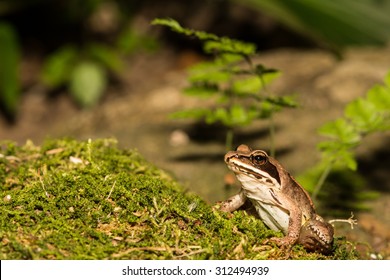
[1,44,390,259]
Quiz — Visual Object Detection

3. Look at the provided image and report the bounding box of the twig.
[106,180,116,200]
[329,212,358,229]
[39,174,50,198]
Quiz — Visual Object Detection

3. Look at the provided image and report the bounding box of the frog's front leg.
[218,190,247,212]
[269,204,302,247]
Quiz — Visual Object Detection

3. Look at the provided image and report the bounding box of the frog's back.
[284,174,317,220]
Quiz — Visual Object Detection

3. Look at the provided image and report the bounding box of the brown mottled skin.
[219,144,334,254]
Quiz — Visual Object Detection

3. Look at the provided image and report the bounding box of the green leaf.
[169,108,210,120]
[257,100,276,119]
[317,141,357,170]
[151,18,183,31]
[42,46,78,87]
[317,140,344,153]
[152,18,256,56]
[220,105,257,127]
[254,96,296,119]
[197,105,256,127]
[188,61,231,84]
[87,43,122,73]
[0,22,20,118]
[230,105,248,126]
[254,64,279,76]
[184,85,219,98]
[232,76,261,95]
[217,53,244,65]
[345,98,382,131]
[366,84,390,111]
[339,150,358,171]
[318,118,361,144]
[209,107,229,125]
[296,162,327,193]
[258,70,281,87]
[151,18,218,41]
[265,96,298,108]
[69,61,107,108]
[203,38,256,56]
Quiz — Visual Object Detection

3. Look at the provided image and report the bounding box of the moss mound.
[0,138,357,259]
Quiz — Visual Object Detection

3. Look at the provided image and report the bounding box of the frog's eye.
[252,154,267,164]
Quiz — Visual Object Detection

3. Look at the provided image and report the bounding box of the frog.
[219,144,334,254]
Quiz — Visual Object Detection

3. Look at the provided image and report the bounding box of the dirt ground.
[1,44,390,259]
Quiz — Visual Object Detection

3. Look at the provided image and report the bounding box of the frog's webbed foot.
[270,236,295,246]
[263,236,296,250]
[262,237,296,259]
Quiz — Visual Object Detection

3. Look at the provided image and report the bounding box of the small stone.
[3,194,11,203]
[169,129,190,147]
[69,156,84,164]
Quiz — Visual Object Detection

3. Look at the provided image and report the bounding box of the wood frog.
[219,144,334,254]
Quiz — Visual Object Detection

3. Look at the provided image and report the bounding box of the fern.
[152,18,297,152]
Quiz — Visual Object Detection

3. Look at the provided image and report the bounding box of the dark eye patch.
[261,162,281,185]
[250,153,281,184]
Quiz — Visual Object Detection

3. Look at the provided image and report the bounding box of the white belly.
[236,173,289,234]
[249,198,289,234]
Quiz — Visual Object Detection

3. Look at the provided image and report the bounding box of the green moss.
[0,138,358,259]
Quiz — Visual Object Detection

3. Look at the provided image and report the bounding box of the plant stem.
[312,163,333,201]
[226,128,234,151]
[269,115,275,157]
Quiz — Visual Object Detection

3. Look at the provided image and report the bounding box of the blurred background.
[1,0,390,258]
